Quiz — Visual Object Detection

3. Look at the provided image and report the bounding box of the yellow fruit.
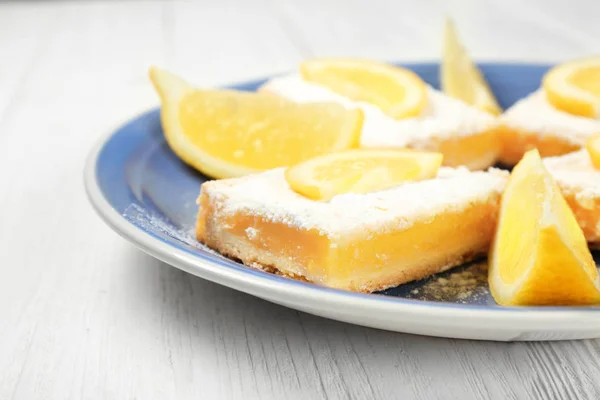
[489,149,600,306]
[441,18,502,116]
[149,67,363,179]
[300,58,427,120]
[586,134,600,169]
[284,149,443,201]
[543,56,600,118]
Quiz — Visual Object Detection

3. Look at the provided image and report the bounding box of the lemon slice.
[587,134,600,169]
[300,58,427,120]
[285,149,443,201]
[441,18,502,115]
[149,67,363,179]
[489,149,600,306]
[543,56,600,118]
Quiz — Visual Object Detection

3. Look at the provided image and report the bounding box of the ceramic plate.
[85,62,600,341]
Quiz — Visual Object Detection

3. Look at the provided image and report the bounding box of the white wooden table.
[1,1,600,398]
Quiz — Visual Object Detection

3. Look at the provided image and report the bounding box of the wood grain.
[1,0,600,399]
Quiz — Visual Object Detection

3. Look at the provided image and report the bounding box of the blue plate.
[85,63,600,341]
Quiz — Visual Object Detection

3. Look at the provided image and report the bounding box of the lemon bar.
[197,167,507,292]
[260,75,499,171]
[545,150,600,244]
[498,90,600,165]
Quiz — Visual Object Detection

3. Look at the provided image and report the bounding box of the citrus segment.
[441,19,502,116]
[489,149,600,306]
[586,134,600,169]
[149,67,363,179]
[300,58,427,120]
[543,57,600,118]
[284,149,443,201]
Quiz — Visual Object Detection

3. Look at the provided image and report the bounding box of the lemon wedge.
[300,58,427,120]
[489,149,600,306]
[441,18,502,115]
[149,67,363,179]
[543,56,600,118]
[587,134,600,169]
[285,149,443,201]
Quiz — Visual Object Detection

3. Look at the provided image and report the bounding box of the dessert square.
[545,150,600,244]
[261,74,499,171]
[499,90,600,165]
[197,167,507,292]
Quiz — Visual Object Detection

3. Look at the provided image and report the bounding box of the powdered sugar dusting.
[245,226,259,240]
[361,89,497,148]
[123,203,231,261]
[501,90,600,144]
[545,150,600,199]
[261,74,496,148]
[124,204,197,245]
[201,167,507,237]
